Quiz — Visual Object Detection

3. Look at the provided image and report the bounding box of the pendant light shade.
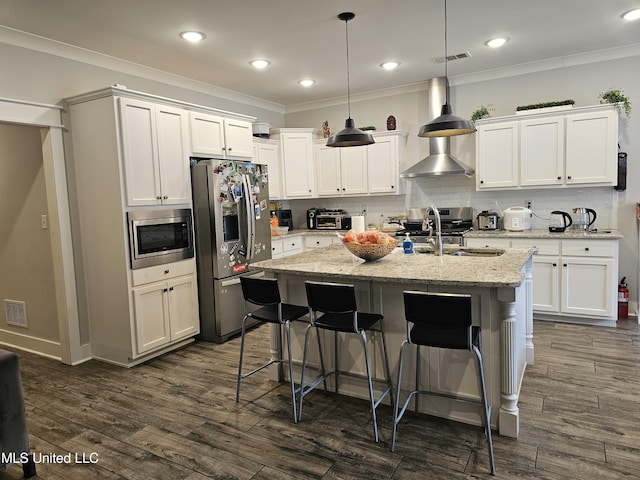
[326,12,374,147]
[418,0,476,138]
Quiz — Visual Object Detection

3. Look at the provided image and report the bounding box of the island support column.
[497,287,519,438]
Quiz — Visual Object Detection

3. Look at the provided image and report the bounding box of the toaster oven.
[316,211,351,230]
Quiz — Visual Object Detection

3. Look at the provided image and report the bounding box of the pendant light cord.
[344,16,352,119]
[444,0,450,105]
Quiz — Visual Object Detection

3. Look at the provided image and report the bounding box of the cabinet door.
[561,256,615,317]
[254,141,282,199]
[190,111,225,156]
[315,144,342,196]
[531,255,560,313]
[340,146,368,195]
[119,98,162,206]
[223,119,253,158]
[565,110,617,185]
[520,116,564,187]
[156,105,191,204]
[167,275,199,340]
[281,132,314,198]
[367,136,398,194]
[476,122,519,189]
[132,282,171,354]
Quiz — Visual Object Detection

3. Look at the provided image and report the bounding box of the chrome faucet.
[426,205,443,256]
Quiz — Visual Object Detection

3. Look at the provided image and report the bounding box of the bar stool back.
[237,276,308,423]
[390,290,495,475]
[299,280,393,443]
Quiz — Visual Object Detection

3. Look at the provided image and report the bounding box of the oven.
[127,208,194,269]
[395,207,473,245]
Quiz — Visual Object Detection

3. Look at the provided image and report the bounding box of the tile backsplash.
[280,177,617,231]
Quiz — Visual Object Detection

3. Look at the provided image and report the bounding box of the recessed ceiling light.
[485,37,509,48]
[298,79,315,87]
[381,61,400,71]
[623,8,640,21]
[250,59,270,69]
[179,31,206,43]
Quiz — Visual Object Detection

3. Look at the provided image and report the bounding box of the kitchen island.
[251,244,535,438]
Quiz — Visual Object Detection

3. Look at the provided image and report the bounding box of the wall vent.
[432,51,472,64]
[5,300,28,327]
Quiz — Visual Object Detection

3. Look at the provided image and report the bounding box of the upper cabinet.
[313,130,407,198]
[119,98,191,206]
[476,104,618,191]
[253,139,281,200]
[190,112,253,158]
[272,128,319,199]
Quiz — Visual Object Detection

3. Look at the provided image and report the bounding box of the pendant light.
[326,12,375,148]
[418,0,476,138]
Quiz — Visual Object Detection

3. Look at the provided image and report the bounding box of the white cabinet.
[565,110,617,185]
[314,141,368,196]
[132,271,199,355]
[304,234,339,249]
[119,98,190,205]
[467,235,618,323]
[476,104,618,191]
[476,121,519,189]
[367,133,405,195]
[519,116,564,187]
[273,128,319,198]
[190,111,253,158]
[271,235,303,259]
[253,139,282,199]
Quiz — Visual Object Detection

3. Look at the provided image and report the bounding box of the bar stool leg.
[379,321,394,407]
[473,345,495,475]
[284,321,298,424]
[390,340,408,452]
[235,315,248,403]
[360,330,380,443]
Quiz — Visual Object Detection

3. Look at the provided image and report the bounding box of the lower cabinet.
[271,235,303,259]
[466,236,619,323]
[304,234,339,249]
[130,259,200,358]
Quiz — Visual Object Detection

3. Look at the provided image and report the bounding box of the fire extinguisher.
[618,277,629,319]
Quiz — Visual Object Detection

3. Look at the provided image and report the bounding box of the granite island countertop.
[252,244,535,288]
[465,228,623,240]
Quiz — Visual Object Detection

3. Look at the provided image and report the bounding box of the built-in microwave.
[127,208,194,269]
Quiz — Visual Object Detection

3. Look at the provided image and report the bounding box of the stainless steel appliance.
[572,207,597,231]
[395,207,473,245]
[549,211,572,233]
[315,209,351,230]
[191,158,271,343]
[477,210,499,230]
[127,208,194,269]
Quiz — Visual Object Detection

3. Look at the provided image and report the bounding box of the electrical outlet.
[525,200,533,210]
[40,214,49,229]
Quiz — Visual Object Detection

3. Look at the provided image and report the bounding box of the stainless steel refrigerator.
[191,158,271,343]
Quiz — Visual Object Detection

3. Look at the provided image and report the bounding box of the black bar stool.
[299,280,393,443]
[390,290,495,476]
[237,276,308,423]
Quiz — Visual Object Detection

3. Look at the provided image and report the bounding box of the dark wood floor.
[2,318,640,479]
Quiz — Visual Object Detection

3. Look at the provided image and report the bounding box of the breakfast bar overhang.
[252,244,535,438]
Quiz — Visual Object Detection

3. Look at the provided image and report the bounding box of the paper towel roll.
[351,216,365,233]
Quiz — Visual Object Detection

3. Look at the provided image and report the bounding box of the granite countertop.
[465,228,623,239]
[252,243,535,288]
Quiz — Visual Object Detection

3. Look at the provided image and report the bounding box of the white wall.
[285,55,640,314]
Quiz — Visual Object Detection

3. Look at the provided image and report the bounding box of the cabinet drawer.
[271,239,284,258]
[562,240,616,257]
[304,236,334,249]
[511,238,560,256]
[131,258,196,286]
[282,236,302,253]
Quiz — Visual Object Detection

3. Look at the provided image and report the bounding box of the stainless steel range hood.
[401,77,475,178]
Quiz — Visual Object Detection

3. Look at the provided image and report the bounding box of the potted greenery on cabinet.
[598,89,631,117]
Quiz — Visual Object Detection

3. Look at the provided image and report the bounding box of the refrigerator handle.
[243,173,255,261]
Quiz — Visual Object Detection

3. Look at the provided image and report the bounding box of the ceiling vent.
[432,51,471,64]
